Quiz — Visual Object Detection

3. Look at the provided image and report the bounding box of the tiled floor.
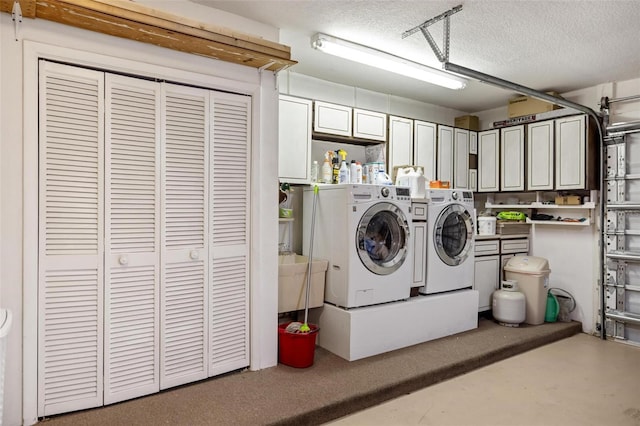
[328,334,640,426]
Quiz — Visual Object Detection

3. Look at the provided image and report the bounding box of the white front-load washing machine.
[303,184,413,309]
[420,188,475,295]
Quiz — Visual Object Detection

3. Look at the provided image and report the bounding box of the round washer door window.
[356,202,410,275]
[434,204,474,266]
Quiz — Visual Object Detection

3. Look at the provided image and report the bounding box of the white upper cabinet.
[478,129,500,192]
[555,115,586,190]
[353,108,387,141]
[454,128,470,189]
[469,131,478,155]
[278,95,312,184]
[437,125,454,184]
[389,115,414,171]
[500,125,525,191]
[414,120,437,181]
[527,120,554,190]
[313,101,352,136]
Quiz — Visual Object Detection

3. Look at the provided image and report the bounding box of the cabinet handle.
[190,250,199,260]
[118,255,128,266]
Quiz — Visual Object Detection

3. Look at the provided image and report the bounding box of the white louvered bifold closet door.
[160,83,209,388]
[104,74,161,405]
[38,61,105,416]
[209,92,251,376]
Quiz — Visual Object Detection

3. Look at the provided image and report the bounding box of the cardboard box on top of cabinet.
[508,91,563,118]
[555,195,581,205]
[454,115,480,130]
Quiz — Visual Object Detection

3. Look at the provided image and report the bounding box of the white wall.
[279,71,468,125]
[1,10,279,425]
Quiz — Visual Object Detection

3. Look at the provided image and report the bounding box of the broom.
[286,185,319,333]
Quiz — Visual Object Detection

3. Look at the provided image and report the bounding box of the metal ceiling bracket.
[12,0,22,41]
[403,4,462,63]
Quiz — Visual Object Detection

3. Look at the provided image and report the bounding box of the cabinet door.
[411,222,427,287]
[469,169,477,192]
[104,74,162,405]
[353,108,387,141]
[278,95,312,184]
[437,125,454,183]
[414,120,437,181]
[527,121,554,190]
[160,83,210,390]
[209,92,252,377]
[38,60,106,416]
[500,125,525,191]
[474,255,500,311]
[555,115,586,190]
[313,101,352,136]
[389,116,414,172]
[454,128,470,189]
[469,131,478,155]
[478,129,499,192]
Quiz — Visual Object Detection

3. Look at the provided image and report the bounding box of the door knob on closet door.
[190,250,199,260]
[118,255,128,265]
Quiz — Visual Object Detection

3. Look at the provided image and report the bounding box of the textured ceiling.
[192,0,640,112]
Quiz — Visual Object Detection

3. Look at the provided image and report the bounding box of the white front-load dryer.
[420,188,475,295]
[303,184,413,309]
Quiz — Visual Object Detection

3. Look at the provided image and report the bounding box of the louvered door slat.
[160,83,209,389]
[209,92,251,376]
[104,73,161,405]
[38,60,105,417]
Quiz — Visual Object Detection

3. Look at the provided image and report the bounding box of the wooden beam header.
[1,0,296,72]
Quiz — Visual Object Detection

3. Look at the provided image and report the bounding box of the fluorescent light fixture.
[311,33,467,90]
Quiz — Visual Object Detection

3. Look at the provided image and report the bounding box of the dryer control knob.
[380,187,390,198]
[452,191,458,200]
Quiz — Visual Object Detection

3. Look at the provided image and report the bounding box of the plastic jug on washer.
[412,167,427,198]
[395,167,414,187]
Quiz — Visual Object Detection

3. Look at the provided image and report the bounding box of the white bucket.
[478,216,497,235]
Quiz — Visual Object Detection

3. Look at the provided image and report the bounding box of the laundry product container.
[504,256,551,325]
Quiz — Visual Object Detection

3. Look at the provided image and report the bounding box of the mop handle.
[304,185,319,326]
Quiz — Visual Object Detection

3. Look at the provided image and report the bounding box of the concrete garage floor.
[42,318,592,426]
[328,333,640,426]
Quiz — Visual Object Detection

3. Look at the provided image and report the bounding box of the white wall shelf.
[526,218,591,226]
[485,202,595,210]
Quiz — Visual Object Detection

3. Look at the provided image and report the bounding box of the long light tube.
[311,33,467,90]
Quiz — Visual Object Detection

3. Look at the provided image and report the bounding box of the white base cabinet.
[474,254,501,312]
[474,236,529,312]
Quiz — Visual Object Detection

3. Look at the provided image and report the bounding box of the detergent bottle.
[332,150,340,183]
[350,160,357,184]
[355,161,363,184]
[321,151,333,184]
[338,149,350,184]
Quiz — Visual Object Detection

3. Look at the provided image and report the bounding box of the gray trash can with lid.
[503,256,551,325]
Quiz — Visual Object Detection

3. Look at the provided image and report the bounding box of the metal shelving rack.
[602,95,640,343]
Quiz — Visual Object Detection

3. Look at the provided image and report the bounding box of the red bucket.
[278,322,319,368]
